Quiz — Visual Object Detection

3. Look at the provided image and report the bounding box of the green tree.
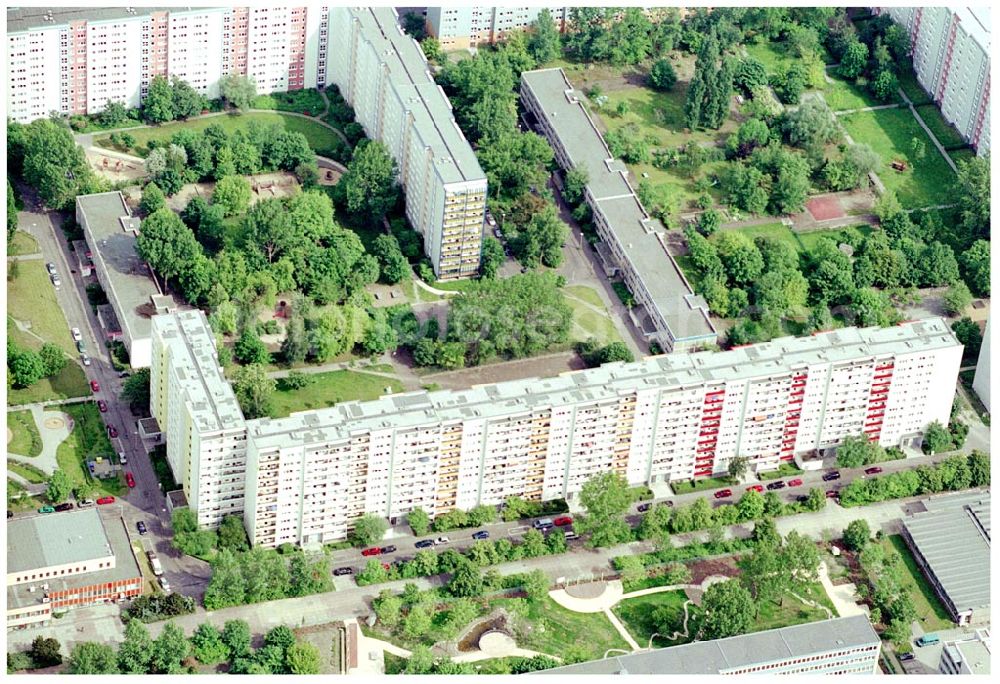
[118,619,153,673]
[923,421,952,454]
[479,236,505,279]
[734,56,769,94]
[140,182,166,215]
[637,504,672,540]
[871,70,899,102]
[842,519,871,551]
[737,489,765,521]
[286,642,321,674]
[190,622,228,666]
[407,508,431,536]
[960,240,990,297]
[232,363,275,419]
[149,622,189,674]
[448,560,485,597]
[30,636,63,667]
[336,140,400,222]
[20,119,104,209]
[171,76,206,119]
[67,643,118,674]
[7,180,18,245]
[967,451,990,488]
[351,514,388,547]
[783,99,840,151]
[956,157,990,241]
[38,343,66,378]
[527,9,562,64]
[234,328,270,366]
[212,176,252,217]
[521,568,550,602]
[648,59,678,91]
[220,73,257,111]
[144,75,175,123]
[839,40,868,79]
[218,515,249,552]
[715,231,764,286]
[700,579,755,639]
[402,604,434,639]
[836,435,874,468]
[576,471,634,547]
[372,233,408,284]
[942,282,973,316]
[616,554,647,587]
[728,455,750,482]
[46,469,72,504]
[8,344,46,388]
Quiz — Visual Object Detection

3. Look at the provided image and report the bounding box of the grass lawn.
[8,479,40,512]
[898,70,932,106]
[882,535,954,632]
[7,323,90,405]
[744,41,797,76]
[613,590,696,648]
[672,475,733,495]
[56,402,123,497]
[491,596,629,662]
[756,583,839,632]
[758,462,804,481]
[8,231,39,256]
[8,260,80,356]
[840,107,957,208]
[8,460,48,484]
[251,88,326,116]
[824,73,898,111]
[7,411,42,457]
[948,147,977,168]
[95,112,342,158]
[673,255,699,290]
[915,105,967,149]
[564,285,623,346]
[794,225,872,253]
[270,370,404,418]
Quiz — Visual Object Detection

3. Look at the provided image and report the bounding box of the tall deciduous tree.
[576,471,635,547]
[212,176,252,217]
[68,643,119,674]
[144,75,174,123]
[528,9,561,64]
[700,579,755,639]
[335,140,400,221]
[231,363,275,419]
[220,73,258,111]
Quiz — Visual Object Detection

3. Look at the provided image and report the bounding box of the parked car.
[563,529,579,540]
[54,502,73,512]
[380,545,397,554]
[796,495,809,503]
[90,380,100,392]
[97,400,108,412]
[788,478,803,487]
[414,539,434,549]
[899,653,915,662]
[472,530,490,540]
[125,472,135,488]
[553,516,573,527]
[746,484,764,493]
[637,502,651,512]
[533,518,555,530]
[864,466,883,475]
[76,340,86,353]
[81,354,91,366]
[766,481,786,490]
[51,274,62,288]
[664,500,674,507]
[916,634,940,647]
[107,425,118,438]
[333,567,354,576]
[38,506,55,514]
[78,499,95,507]
[136,521,147,535]
[825,490,839,499]
[433,536,450,545]
[485,211,497,227]
[822,470,841,482]
[158,576,171,592]
[361,547,382,557]
[71,327,82,341]
[119,452,127,465]
[96,496,115,505]
[714,489,732,499]
[46,263,57,275]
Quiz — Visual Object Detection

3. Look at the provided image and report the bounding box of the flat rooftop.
[520,68,715,343]
[7,508,112,575]
[6,7,175,32]
[541,615,880,674]
[77,192,164,347]
[8,509,142,610]
[247,318,959,450]
[153,310,245,434]
[904,490,991,615]
[945,633,991,675]
[350,7,486,187]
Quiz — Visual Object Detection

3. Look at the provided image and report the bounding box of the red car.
[107,425,118,438]
[125,472,135,488]
[864,467,883,475]
[825,490,839,498]
[788,478,803,487]
[361,547,382,557]
[746,484,764,493]
[90,380,100,392]
[554,516,573,527]
[714,489,733,499]
[97,400,108,413]
[96,496,115,505]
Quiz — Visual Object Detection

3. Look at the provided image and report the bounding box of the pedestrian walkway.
[6,406,72,476]
[898,87,959,174]
[548,580,624,613]
[451,631,561,664]
[817,561,868,619]
[604,608,641,651]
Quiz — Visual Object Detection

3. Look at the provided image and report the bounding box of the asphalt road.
[14,187,211,599]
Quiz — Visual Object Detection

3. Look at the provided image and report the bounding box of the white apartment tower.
[150,311,247,529]
[878,6,990,155]
[425,7,569,50]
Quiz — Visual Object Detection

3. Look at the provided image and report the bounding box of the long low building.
[149,309,961,548]
[7,509,143,629]
[901,490,990,627]
[520,67,716,353]
[540,615,882,675]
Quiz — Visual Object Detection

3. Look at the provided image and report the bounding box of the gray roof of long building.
[7,508,112,574]
[77,192,163,346]
[352,7,485,187]
[904,490,991,614]
[153,311,245,435]
[520,68,714,343]
[541,616,880,674]
[6,6,178,32]
[247,318,958,450]
[7,510,142,610]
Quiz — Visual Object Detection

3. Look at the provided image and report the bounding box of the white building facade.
[879,6,991,155]
[425,6,569,50]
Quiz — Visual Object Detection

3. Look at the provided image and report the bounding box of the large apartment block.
[877,6,990,155]
[7,6,485,280]
[150,311,247,529]
[521,67,716,353]
[152,310,961,547]
[425,7,569,50]
[327,7,487,280]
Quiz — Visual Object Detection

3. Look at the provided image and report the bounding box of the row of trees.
[835,435,904,468]
[838,451,989,507]
[203,545,333,611]
[846,521,917,646]
[7,119,106,210]
[828,13,911,103]
[7,341,67,389]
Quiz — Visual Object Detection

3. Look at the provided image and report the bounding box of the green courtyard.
[7,322,90,406]
[882,535,955,632]
[56,402,123,498]
[7,411,42,457]
[613,590,695,648]
[564,285,625,347]
[269,369,405,418]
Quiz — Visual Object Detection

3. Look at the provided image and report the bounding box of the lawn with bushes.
[881,535,954,632]
[269,369,404,418]
[672,475,733,495]
[915,105,967,149]
[613,590,695,648]
[6,324,89,406]
[7,411,42,457]
[252,88,326,116]
[56,402,123,497]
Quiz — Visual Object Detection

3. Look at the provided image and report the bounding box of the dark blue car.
[472,530,490,540]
